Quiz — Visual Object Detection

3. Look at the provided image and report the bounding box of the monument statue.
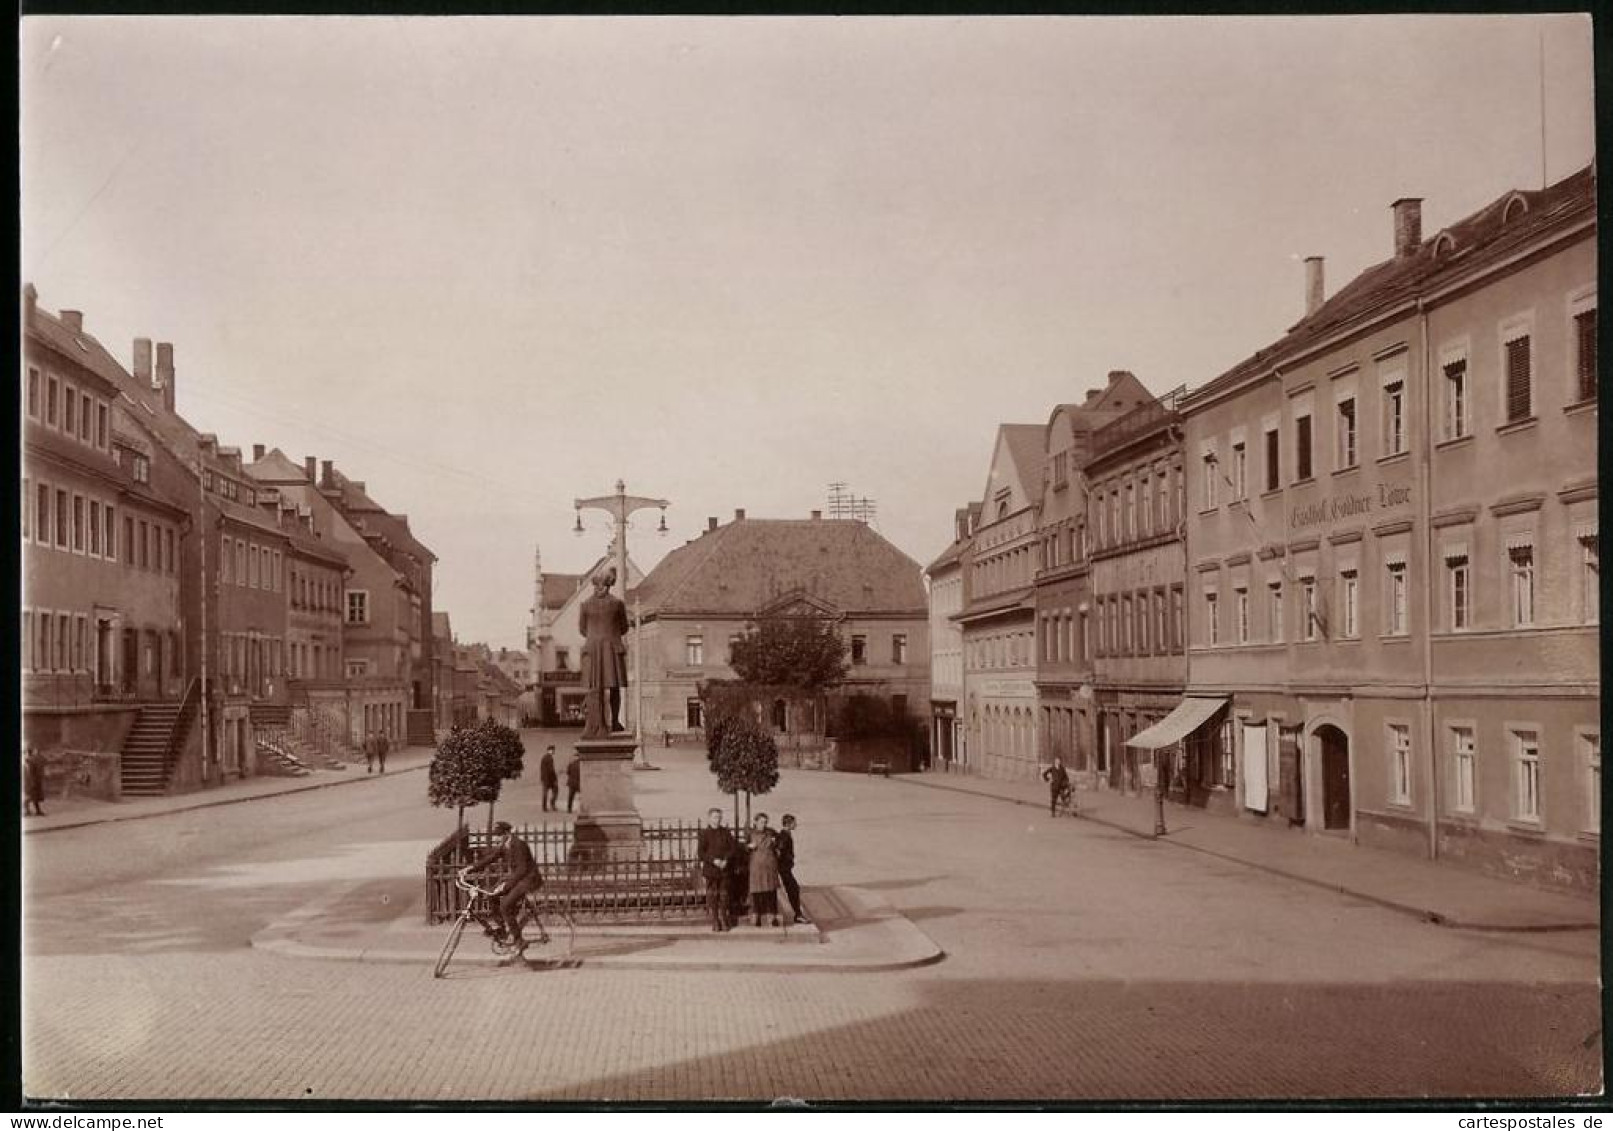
[579,566,630,738]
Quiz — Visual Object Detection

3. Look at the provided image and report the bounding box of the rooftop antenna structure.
[827,481,878,524]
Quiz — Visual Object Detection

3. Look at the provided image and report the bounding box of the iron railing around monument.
[425,818,708,924]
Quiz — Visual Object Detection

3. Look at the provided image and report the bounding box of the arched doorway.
[1316,724,1352,831]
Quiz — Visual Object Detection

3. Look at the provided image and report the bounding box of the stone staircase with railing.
[120,702,184,797]
[253,730,315,777]
[303,707,360,768]
[251,703,348,772]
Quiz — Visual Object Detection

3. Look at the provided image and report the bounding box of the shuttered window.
[1505,333,1532,422]
[1264,428,1280,491]
[1575,308,1597,402]
[1295,415,1313,480]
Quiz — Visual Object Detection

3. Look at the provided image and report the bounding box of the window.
[165,528,175,574]
[70,494,85,552]
[1268,582,1283,642]
[104,505,115,560]
[124,517,134,565]
[21,611,30,671]
[88,501,100,556]
[62,385,75,435]
[1512,728,1541,821]
[1294,413,1313,481]
[1122,596,1133,653]
[686,699,704,729]
[1447,551,1470,630]
[892,634,908,664]
[1584,732,1601,833]
[1234,586,1249,644]
[1155,472,1169,529]
[1204,591,1219,646]
[1336,397,1358,467]
[74,615,86,671]
[1230,442,1246,501]
[235,539,246,584]
[346,660,371,679]
[1443,359,1468,439]
[1382,377,1406,455]
[26,368,39,419]
[249,545,259,588]
[1452,727,1476,813]
[1124,483,1135,540]
[132,455,150,484]
[851,634,866,665]
[1508,543,1535,627]
[35,482,48,544]
[1301,577,1319,641]
[1504,330,1533,423]
[1264,427,1280,492]
[1580,534,1599,624]
[1202,452,1218,510]
[1385,561,1407,635]
[96,403,108,449]
[139,521,150,569]
[1051,450,1068,489]
[46,376,58,426]
[346,590,370,625]
[1171,586,1184,651]
[79,393,92,442]
[685,635,704,666]
[55,488,68,547]
[1574,303,1597,403]
[1388,724,1413,804]
[554,648,569,671]
[221,535,233,584]
[1339,569,1358,638]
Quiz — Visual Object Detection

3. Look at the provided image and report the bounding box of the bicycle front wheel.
[434,913,469,978]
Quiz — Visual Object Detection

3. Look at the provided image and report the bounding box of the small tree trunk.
[487,799,496,835]
[744,790,752,827]
[457,804,465,833]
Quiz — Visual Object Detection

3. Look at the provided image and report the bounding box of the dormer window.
[1502,192,1529,225]
[1431,231,1457,258]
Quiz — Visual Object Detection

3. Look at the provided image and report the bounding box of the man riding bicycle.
[460,820,543,951]
[1041,756,1072,816]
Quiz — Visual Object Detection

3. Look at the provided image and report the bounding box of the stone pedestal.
[571,736,643,861]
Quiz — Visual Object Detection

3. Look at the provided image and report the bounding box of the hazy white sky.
[21,15,1594,650]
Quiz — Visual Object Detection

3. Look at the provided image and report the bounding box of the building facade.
[924,505,974,771]
[634,511,929,740]
[1179,167,1597,892]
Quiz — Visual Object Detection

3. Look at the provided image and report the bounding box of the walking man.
[565,754,581,813]
[375,729,390,774]
[776,813,807,923]
[539,745,559,812]
[696,807,735,932]
[363,730,377,773]
[23,747,46,817]
[1041,756,1071,816]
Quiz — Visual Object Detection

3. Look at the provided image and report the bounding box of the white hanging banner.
[1242,722,1269,813]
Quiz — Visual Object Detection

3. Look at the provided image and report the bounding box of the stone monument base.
[571,736,643,861]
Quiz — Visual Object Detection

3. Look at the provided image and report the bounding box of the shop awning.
[1124,697,1228,751]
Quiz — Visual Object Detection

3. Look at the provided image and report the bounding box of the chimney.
[811,510,822,520]
[734,508,746,521]
[1107,369,1134,385]
[707,517,719,533]
[1304,256,1325,316]
[252,444,265,462]
[304,456,317,482]
[60,310,83,332]
[133,339,153,384]
[1392,198,1423,259]
[155,342,175,412]
[23,284,36,322]
[320,460,334,488]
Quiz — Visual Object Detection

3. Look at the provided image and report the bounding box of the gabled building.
[633,510,929,740]
[957,424,1046,782]
[924,503,977,771]
[1178,165,1597,893]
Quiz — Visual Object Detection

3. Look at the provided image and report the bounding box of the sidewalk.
[21,744,437,835]
[894,769,1600,932]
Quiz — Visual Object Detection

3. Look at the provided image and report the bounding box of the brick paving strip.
[890,770,1600,933]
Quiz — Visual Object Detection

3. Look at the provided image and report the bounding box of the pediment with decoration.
[757,589,843,621]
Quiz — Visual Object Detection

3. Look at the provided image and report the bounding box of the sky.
[21,15,1595,650]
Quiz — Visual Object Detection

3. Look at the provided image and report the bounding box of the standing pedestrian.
[747,813,781,927]
[565,754,581,813]
[363,730,377,773]
[696,807,735,932]
[539,746,559,812]
[1041,756,1071,816]
[23,747,46,817]
[375,729,390,773]
[776,813,806,923]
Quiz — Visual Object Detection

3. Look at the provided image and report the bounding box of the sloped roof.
[542,573,585,609]
[1191,165,1595,404]
[926,535,969,575]
[999,424,1046,501]
[325,466,437,563]
[28,305,131,399]
[636,518,925,616]
[432,611,453,638]
[246,448,311,484]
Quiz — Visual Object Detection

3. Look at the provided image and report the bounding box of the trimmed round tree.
[715,717,780,828]
[428,722,504,833]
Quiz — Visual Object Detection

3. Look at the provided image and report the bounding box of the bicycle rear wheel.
[434,913,469,978]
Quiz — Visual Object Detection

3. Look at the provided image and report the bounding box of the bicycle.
[434,873,566,978]
[1052,783,1077,818]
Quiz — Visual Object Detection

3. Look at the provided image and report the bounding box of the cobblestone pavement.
[22,730,1603,1103]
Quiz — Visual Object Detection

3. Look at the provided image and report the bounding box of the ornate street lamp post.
[574,480,668,768]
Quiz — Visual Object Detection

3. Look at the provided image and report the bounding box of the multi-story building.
[1033,370,1153,788]
[957,425,1046,782]
[1083,391,1195,801]
[22,290,188,792]
[924,504,976,771]
[1179,165,1597,893]
[633,510,929,740]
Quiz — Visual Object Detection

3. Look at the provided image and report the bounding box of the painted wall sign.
[1290,481,1411,530]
